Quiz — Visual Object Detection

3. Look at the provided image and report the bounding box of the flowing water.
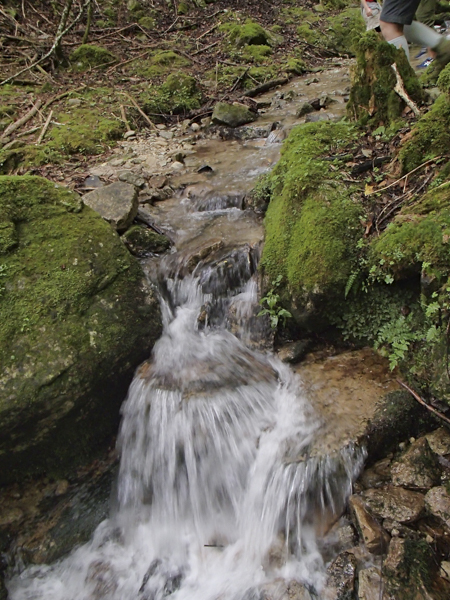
[6,65,366,600]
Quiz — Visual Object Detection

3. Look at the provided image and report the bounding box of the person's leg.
[415,0,437,27]
[379,20,410,59]
[379,0,422,60]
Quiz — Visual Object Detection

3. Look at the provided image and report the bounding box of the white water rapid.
[7,255,364,600]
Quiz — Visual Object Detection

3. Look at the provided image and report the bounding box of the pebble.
[170,161,184,172]
[67,98,82,107]
[159,131,174,140]
[124,130,136,139]
[191,123,201,132]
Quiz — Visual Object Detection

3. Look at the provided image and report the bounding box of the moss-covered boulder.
[122,225,171,256]
[222,19,271,48]
[347,31,423,127]
[400,67,450,173]
[212,102,257,127]
[70,44,116,72]
[260,121,366,329]
[0,176,162,484]
[141,73,202,119]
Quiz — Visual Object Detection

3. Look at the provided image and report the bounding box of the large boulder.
[83,182,138,232]
[0,176,162,484]
[211,102,257,128]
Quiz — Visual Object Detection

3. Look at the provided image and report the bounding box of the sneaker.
[415,47,428,58]
[418,57,434,68]
[432,37,450,67]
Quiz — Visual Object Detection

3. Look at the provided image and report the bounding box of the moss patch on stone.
[140,72,202,119]
[347,31,423,127]
[128,50,191,79]
[0,175,161,483]
[70,44,116,72]
[221,19,271,48]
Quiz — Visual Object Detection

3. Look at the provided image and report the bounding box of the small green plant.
[258,275,292,329]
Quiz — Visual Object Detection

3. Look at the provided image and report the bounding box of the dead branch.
[43,85,86,110]
[192,40,219,56]
[397,379,450,427]
[0,99,42,141]
[82,0,93,44]
[120,105,131,132]
[366,156,447,196]
[118,92,158,131]
[243,77,290,98]
[196,23,219,41]
[105,50,150,74]
[391,63,420,117]
[1,0,89,86]
[36,110,53,144]
[16,125,42,138]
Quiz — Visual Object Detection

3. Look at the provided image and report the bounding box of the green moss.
[129,50,191,79]
[400,94,450,173]
[122,225,171,256]
[0,175,161,482]
[221,19,271,48]
[70,44,116,72]
[283,57,307,75]
[281,7,320,25]
[139,16,155,29]
[297,24,322,45]
[261,121,365,300]
[242,44,272,63]
[347,31,423,127]
[326,7,365,55]
[140,72,202,118]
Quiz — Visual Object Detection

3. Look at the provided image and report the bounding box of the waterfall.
[7,252,364,600]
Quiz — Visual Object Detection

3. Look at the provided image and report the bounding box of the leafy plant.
[258,275,292,329]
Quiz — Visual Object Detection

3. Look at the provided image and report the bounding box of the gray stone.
[123,130,136,139]
[148,175,167,189]
[323,551,357,599]
[362,486,425,523]
[109,157,125,167]
[83,182,138,231]
[67,98,82,107]
[122,225,171,257]
[349,495,390,555]
[391,437,441,489]
[118,171,146,188]
[425,486,450,530]
[296,102,315,118]
[425,428,450,456]
[357,567,382,600]
[305,112,331,123]
[211,102,257,128]
[358,457,392,489]
[159,130,174,140]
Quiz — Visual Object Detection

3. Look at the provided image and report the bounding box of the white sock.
[404,21,441,49]
[388,35,410,61]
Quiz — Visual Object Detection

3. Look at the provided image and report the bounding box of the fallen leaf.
[365,183,374,195]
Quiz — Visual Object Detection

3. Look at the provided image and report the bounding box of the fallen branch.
[192,40,219,56]
[36,110,53,144]
[0,99,42,140]
[118,92,158,131]
[365,156,447,196]
[391,63,420,117]
[120,104,131,132]
[196,23,219,41]
[106,50,150,74]
[397,379,450,427]
[43,84,87,110]
[243,77,290,98]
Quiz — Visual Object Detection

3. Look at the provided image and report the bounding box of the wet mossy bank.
[260,46,450,406]
[0,176,162,484]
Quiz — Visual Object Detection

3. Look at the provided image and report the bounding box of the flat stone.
[383,537,406,579]
[357,567,382,600]
[211,102,257,128]
[305,112,331,123]
[67,98,82,107]
[426,428,450,456]
[391,437,441,489]
[123,130,136,139]
[159,130,174,140]
[83,175,104,189]
[362,486,425,524]
[109,158,125,167]
[148,175,167,189]
[170,161,184,172]
[349,495,390,555]
[425,486,450,530]
[118,171,146,188]
[83,182,138,232]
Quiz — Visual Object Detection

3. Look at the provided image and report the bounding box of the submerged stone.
[0,175,161,484]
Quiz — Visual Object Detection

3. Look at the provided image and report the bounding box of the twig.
[397,379,450,426]
[164,16,180,34]
[1,0,90,86]
[196,23,218,41]
[365,157,447,196]
[43,85,87,110]
[36,110,53,144]
[120,105,131,131]
[16,125,42,138]
[243,77,290,98]
[192,40,219,56]
[391,63,421,117]
[0,99,42,140]
[106,50,150,74]
[230,67,249,93]
[118,92,158,131]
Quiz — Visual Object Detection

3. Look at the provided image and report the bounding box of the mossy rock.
[222,19,271,48]
[70,44,116,72]
[241,44,272,63]
[211,102,257,127]
[0,176,162,484]
[326,7,366,55]
[347,31,424,127]
[141,73,202,118]
[122,225,171,256]
[260,121,366,329]
[399,94,450,173]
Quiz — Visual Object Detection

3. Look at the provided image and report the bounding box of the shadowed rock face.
[0,175,162,484]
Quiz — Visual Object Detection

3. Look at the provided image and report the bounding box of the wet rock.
[357,566,382,600]
[358,457,392,489]
[296,102,315,118]
[425,486,450,530]
[323,551,357,599]
[362,486,425,523]
[122,225,171,257]
[349,495,390,555]
[391,437,441,489]
[197,164,214,173]
[118,171,146,188]
[230,124,274,140]
[426,428,450,456]
[305,112,331,123]
[83,175,104,189]
[260,579,312,600]
[141,185,173,203]
[266,128,286,144]
[83,181,138,231]
[148,175,167,189]
[86,560,118,599]
[277,340,313,364]
[211,102,257,128]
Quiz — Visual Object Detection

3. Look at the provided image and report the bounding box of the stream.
[7,62,372,600]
